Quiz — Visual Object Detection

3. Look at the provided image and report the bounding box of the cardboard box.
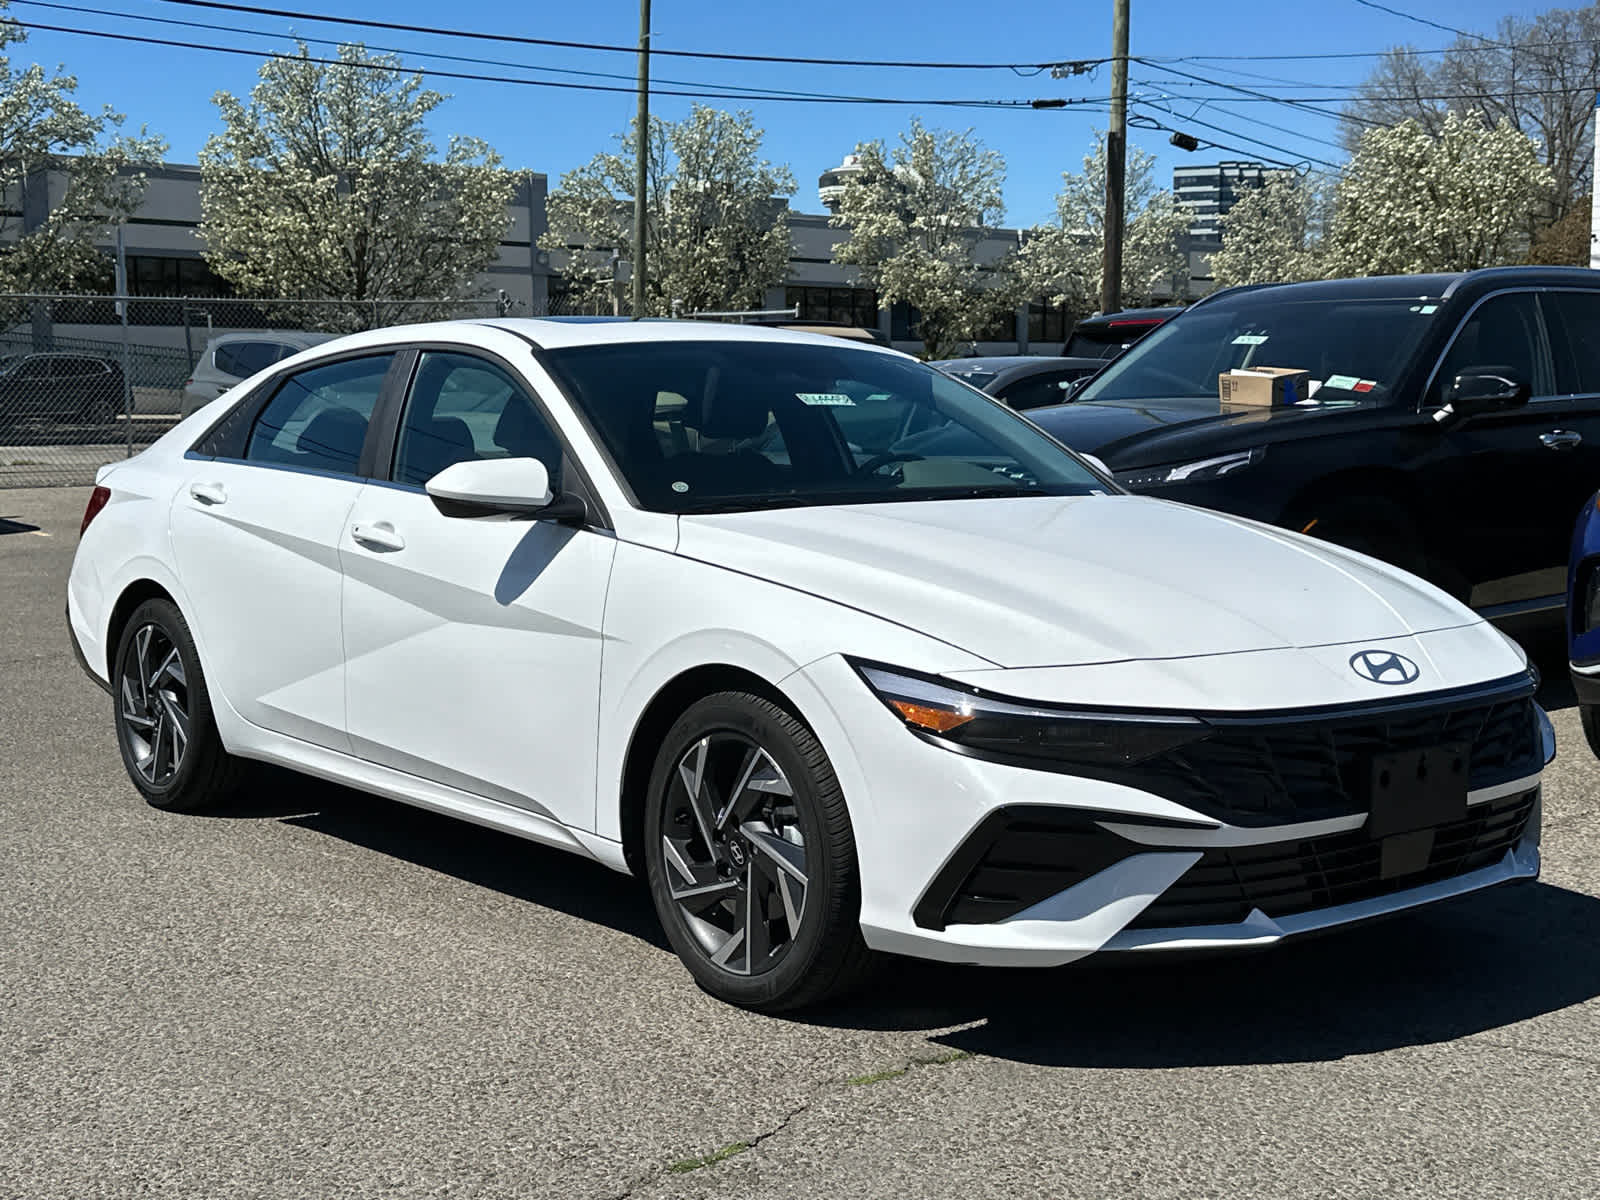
[1218,366,1311,408]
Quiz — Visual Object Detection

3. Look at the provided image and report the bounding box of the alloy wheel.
[660,732,809,976]
[119,623,190,786]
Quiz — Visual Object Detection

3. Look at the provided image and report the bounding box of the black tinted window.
[244,355,392,475]
[1432,292,1551,405]
[1543,291,1600,395]
[998,371,1084,411]
[393,352,563,488]
[217,341,291,378]
[542,340,1104,513]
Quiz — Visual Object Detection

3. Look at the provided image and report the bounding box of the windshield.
[542,340,1106,514]
[1077,293,1444,405]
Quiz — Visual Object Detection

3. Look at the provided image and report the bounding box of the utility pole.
[632,0,651,319]
[1101,0,1129,315]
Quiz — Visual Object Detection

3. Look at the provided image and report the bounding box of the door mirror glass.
[425,456,570,518]
[1436,367,1531,425]
[1079,453,1112,478]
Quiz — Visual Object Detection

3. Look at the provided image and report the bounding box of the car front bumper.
[786,649,1547,969]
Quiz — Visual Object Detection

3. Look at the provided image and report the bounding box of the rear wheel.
[643,691,876,1011]
[113,598,248,811]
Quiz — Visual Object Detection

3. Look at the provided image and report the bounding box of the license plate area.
[1364,742,1469,839]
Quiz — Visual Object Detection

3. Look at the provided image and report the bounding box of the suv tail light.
[80,485,110,535]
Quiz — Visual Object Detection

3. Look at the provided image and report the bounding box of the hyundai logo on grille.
[1349,649,1421,685]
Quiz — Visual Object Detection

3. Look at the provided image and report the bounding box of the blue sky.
[11,0,1562,227]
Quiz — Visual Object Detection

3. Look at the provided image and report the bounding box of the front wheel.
[112,598,248,811]
[643,691,876,1011]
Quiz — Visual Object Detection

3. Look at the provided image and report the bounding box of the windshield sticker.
[1324,374,1361,390]
[1231,334,1269,345]
[796,392,856,407]
[1352,379,1377,393]
[671,481,689,493]
[1417,304,1439,314]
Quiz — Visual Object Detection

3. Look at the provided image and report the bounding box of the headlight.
[1114,447,1263,490]
[855,663,1211,767]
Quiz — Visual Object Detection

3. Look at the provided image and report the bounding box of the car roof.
[1074,307,1184,328]
[1197,267,1600,310]
[317,317,910,356]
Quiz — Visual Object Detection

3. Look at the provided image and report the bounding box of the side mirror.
[1080,453,1112,478]
[1433,367,1530,426]
[425,457,584,523]
[1063,375,1094,401]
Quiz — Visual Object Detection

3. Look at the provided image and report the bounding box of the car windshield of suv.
[542,340,1106,514]
[1077,294,1445,405]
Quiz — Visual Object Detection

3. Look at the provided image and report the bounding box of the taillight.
[80,485,110,536]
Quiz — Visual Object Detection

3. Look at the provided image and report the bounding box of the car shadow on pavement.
[818,881,1600,1066]
[204,768,672,952]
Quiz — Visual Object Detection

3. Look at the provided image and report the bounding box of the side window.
[243,354,393,475]
[997,373,1077,411]
[216,341,284,379]
[1542,292,1600,396]
[1432,292,1552,406]
[20,357,52,381]
[392,351,563,488]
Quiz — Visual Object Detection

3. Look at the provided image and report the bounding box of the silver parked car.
[180,331,335,416]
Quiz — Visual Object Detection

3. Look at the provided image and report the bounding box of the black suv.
[0,352,125,428]
[1063,307,1182,360]
[1029,268,1600,617]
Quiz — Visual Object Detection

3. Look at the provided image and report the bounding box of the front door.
[169,352,397,750]
[1416,290,1577,608]
[340,349,615,832]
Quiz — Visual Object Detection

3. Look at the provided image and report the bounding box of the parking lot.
[3,484,1598,1199]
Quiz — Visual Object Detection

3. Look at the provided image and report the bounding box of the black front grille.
[1129,788,1537,930]
[1125,695,1540,826]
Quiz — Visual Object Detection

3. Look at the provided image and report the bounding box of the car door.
[340,348,616,831]
[1538,290,1600,524]
[169,351,399,751]
[1415,290,1578,609]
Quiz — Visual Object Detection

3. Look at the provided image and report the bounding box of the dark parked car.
[933,355,1104,410]
[0,352,124,427]
[1027,267,1600,617]
[1567,492,1600,753]
[1063,307,1183,359]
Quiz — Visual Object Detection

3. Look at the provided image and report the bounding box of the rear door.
[169,351,398,750]
[1538,289,1600,523]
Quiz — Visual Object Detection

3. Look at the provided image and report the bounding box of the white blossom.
[830,121,1021,359]
[1326,112,1554,276]
[1021,132,1189,311]
[1210,172,1332,287]
[198,43,517,331]
[542,105,795,318]
[0,5,167,294]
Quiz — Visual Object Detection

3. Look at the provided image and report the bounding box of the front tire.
[643,691,875,1012]
[112,598,247,811]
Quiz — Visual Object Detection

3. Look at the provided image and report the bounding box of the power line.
[11,18,1082,109]
[1147,33,1600,63]
[1135,103,1339,169]
[1348,0,1499,46]
[12,0,939,101]
[1128,111,1304,171]
[144,0,1080,71]
[1133,59,1388,127]
[1190,102,1350,153]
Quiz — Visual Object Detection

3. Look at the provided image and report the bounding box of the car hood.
[673,495,1479,669]
[1028,396,1374,463]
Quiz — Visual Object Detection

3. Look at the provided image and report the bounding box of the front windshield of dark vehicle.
[542,340,1106,514]
[1077,294,1444,404]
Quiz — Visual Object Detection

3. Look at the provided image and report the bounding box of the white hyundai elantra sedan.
[67,319,1553,1010]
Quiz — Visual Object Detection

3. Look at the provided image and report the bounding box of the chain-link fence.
[0,293,508,488]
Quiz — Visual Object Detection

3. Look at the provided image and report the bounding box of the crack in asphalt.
[1466,1038,1600,1068]
[597,1048,976,1199]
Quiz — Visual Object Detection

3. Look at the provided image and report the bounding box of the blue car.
[1568,492,1600,754]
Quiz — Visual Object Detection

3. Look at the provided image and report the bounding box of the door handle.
[1540,429,1582,450]
[188,482,227,506]
[351,521,405,552]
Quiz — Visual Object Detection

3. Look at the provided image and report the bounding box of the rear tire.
[112,598,248,811]
[643,691,877,1012]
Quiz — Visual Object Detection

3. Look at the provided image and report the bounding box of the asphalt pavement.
[2,485,1597,1200]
